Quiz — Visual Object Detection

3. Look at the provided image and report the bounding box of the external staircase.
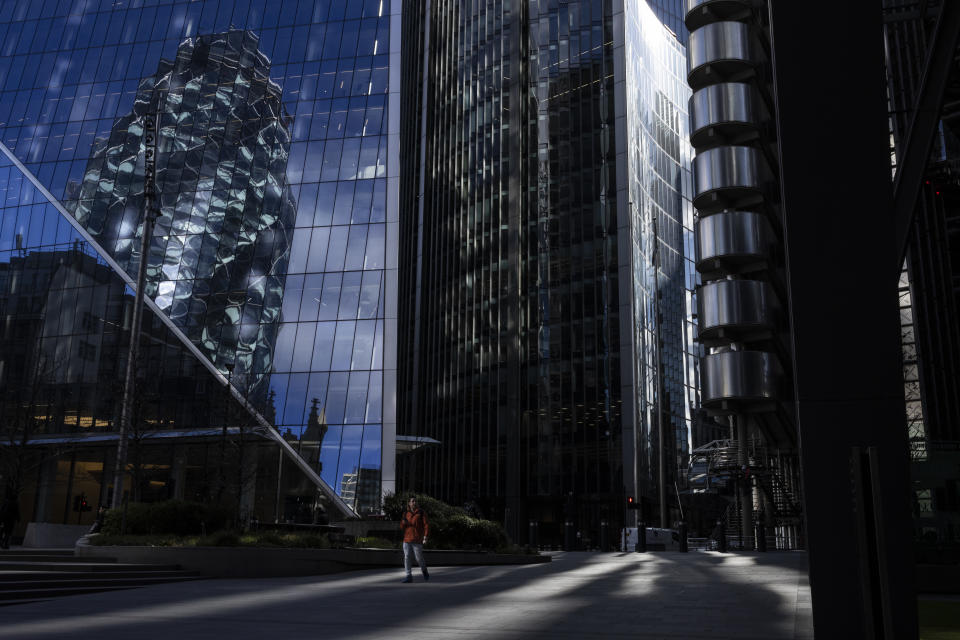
[0,549,202,603]
[692,439,805,550]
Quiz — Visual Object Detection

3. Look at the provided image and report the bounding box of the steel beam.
[893,1,960,275]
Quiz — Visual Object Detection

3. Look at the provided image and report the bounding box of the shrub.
[382,492,510,551]
[88,534,192,547]
[355,536,394,549]
[101,500,233,536]
[199,530,240,547]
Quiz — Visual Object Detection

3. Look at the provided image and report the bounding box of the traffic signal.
[627,496,640,509]
[73,493,92,512]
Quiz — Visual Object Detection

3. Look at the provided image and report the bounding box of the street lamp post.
[111,109,161,510]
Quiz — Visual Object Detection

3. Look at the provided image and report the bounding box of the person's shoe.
[402,575,413,583]
[422,570,430,581]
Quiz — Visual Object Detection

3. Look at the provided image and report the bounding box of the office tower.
[399,0,699,544]
[0,0,400,528]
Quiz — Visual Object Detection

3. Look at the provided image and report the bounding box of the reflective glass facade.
[399,0,697,543]
[616,0,697,508]
[0,0,400,516]
[644,0,688,46]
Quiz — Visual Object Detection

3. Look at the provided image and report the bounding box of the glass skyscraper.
[399,0,698,543]
[0,0,400,525]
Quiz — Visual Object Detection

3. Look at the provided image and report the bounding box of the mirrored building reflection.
[65,30,295,401]
[0,0,399,534]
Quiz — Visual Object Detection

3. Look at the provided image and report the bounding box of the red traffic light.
[627,496,639,509]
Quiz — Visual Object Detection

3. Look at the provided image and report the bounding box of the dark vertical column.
[503,0,525,544]
[768,3,918,638]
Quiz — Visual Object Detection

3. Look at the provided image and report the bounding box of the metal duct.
[685,0,752,31]
[695,211,771,274]
[701,350,779,406]
[697,279,774,340]
[688,21,752,88]
[692,145,761,208]
[689,83,756,148]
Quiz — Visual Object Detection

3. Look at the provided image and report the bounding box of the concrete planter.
[23,523,91,548]
[75,539,549,578]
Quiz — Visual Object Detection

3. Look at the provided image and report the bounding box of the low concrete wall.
[918,564,960,594]
[22,522,90,548]
[75,541,549,578]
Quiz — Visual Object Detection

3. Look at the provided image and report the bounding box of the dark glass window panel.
[325,226,348,271]
[303,141,325,183]
[321,139,342,181]
[357,19,378,57]
[286,229,309,274]
[351,320,375,370]
[335,425,362,492]
[338,137,361,180]
[344,371,369,422]
[370,178,386,222]
[325,372,349,423]
[273,322,296,372]
[292,322,317,371]
[358,270,380,319]
[331,320,356,369]
[295,183,319,227]
[318,272,341,320]
[332,181,354,225]
[306,23,326,61]
[364,95,385,135]
[364,223,384,270]
[338,271,362,320]
[305,371,329,415]
[300,274,324,321]
[305,227,330,273]
[313,182,337,226]
[328,0,348,22]
[311,321,336,371]
[365,372,383,424]
[318,425,342,486]
[343,225,367,271]
[371,319,383,369]
[351,180,372,224]
[282,372,310,425]
[369,58,388,94]
[321,22,342,59]
[345,98,367,137]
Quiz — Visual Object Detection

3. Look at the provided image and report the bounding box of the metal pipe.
[653,210,668,530]
[737,416,753,548]
[274,444,283,523]
[111,110,159,510]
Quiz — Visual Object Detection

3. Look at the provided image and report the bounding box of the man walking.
[400,496,429,583]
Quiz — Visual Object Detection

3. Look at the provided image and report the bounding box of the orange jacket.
[401,508,429,543]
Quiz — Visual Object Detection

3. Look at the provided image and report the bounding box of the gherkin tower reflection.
[67,30,296,403]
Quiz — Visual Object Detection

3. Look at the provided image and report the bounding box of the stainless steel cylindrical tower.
[684,0,792,550]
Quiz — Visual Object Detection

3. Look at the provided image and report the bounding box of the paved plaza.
[0,551,812,639]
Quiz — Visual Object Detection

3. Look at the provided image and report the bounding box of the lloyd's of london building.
[0,0,401,528]
[0,0,703,542]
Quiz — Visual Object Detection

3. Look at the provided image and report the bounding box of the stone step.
[0,549,75,557]
[0,554,117,563]
[0,575,202,595]
[0,561,181,572]
[0,585,139,601]
[0,569,201,582]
